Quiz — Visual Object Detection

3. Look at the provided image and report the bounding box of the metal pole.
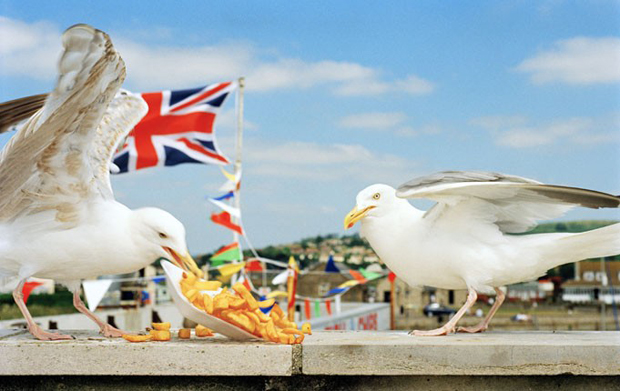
[231,77,244,285]
[601,257,607,330]
[390,278,396,330]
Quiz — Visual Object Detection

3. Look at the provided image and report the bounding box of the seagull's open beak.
[164,247,204,278]
[344,205,375,229]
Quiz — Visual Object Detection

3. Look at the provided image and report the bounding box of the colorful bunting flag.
[314,299,321,318]
[209,198,241,218]
[210,242,241,266]
[325,299,332,315]
[211,211,244,235]
[360,268,382,281]
[218,262,246,277]
[21,281,44,304]
[245,259,263,272]
[272,270,289,286]
[304,298,311,320]
[339,279,361,289]
[82,279,113,311]
[212,191,234,201]
[325,255,340,273]
[388,271,397,283]
[349,270,367,284]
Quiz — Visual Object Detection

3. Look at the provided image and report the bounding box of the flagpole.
[231,77,245,285]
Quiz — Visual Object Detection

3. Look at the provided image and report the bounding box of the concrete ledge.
[0,329,618,378]
[302,330,620,376]
[0,330,292,376]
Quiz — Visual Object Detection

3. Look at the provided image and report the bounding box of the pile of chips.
[180,271,311,344]
[122,322,216,342]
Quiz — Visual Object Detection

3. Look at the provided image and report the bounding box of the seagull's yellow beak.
[344,205,375,229]
[164,247,204,278]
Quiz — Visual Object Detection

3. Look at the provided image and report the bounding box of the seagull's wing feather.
[0,24,126,223]
[396,171,620,233]
[0,94,48,133]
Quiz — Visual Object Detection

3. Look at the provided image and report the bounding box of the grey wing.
[0,24,126,223]
[396,171,620,233]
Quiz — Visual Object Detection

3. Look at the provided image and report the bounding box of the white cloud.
[0,16,435,97]
[244,138,420,185]
[338,112,407,129]
[472,114,620,148]
[515,37,620,85]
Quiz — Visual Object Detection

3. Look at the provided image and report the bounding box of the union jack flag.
[113,82,236,173]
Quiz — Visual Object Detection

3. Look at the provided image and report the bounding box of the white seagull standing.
[345,171,620,336]
[0,24,202,340]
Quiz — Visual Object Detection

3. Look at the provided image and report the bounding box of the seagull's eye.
[373,193,381,200]
[158,232,168,239]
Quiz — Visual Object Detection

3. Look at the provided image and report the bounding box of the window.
[318,282,331,297]
[583,271,594,282]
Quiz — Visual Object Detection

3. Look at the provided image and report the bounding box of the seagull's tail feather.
[550,223,620,265]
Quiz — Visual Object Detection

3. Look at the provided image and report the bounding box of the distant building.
[562,260,620,304]
[296,262,367,302]
[375,277,468,315]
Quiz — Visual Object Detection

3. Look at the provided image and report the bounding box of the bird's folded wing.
[0,24,129,223]
[0,94,48,134]
[396,171,620,233]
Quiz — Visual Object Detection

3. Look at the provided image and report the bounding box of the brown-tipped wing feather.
[0,94,48,134]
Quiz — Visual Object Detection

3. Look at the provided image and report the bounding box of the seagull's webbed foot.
[457,324,488,333]
[99,324,126,338]
[409,325,455,336]
[29,326,74,341]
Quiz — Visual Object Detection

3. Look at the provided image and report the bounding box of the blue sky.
[0,1,619,254]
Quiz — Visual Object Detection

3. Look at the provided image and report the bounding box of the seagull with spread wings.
[0,24,202,340]
[345,171,620,336]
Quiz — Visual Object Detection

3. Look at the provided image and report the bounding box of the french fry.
[228,296,247,309]
[245,311,260,326]
[182,271,197,284]
[149,329,171,341]
[151,322,171,331]
[203,294,214,314]
[192,296,205,310]
[271,303,284,317]
[193,281,222,290]
[232,283,259,311]
[195,324,214,337]
[213,294,230,312]
[254,309,270,323]
[178,328,191,339]
[184,289,199,302]
[301,322,312,335]
[258,298,275,308]
[122,334,153,342]
[226,312,255,334]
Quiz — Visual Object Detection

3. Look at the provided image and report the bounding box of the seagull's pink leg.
[458,287,505,333]
[410,287,477,336]
[13,279,73,340]
[72,291,126,337]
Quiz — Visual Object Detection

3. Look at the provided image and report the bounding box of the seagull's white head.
[132,208,203,277]
[344,184,401,229]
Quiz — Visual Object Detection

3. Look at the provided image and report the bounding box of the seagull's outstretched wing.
[396,171,620,233]
[0,94,48,134]
[0,24,146,224]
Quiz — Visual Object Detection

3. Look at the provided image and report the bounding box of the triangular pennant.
[349,270,367,284]
[388,271,397,283]
[211,211,244,235]
[325,299,332,315]
[314,299,321,318]
[217,262,246,277]
[325,255,340,273]
[21,281,44,304]
[211,242,241,262]
[245,259,263,272]
[82,279,113,311]
[304,298,311,320]
[212,191,234,201]
[209,198,241,218]
[272,270,289,285]
[338,279,360,289]
[360,268,382,281]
